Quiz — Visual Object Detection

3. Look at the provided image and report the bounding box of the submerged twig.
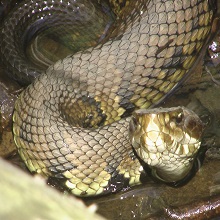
[163,194,220,220]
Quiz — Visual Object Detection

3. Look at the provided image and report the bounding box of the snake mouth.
[129,106,204,183]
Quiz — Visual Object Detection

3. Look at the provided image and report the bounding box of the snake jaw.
[129,106,204,183]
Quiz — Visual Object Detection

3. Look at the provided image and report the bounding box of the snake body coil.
[5,0,213,196]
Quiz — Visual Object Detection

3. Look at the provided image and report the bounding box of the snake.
[0,0,214,196]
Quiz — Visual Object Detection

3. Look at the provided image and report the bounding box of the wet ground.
[84,160,220,219]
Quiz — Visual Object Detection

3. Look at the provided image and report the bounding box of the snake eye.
[175,112,184,124]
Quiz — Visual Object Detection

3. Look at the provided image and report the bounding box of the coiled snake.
[0,0,214,196]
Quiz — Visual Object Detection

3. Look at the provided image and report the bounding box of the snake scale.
[0,0,214,196]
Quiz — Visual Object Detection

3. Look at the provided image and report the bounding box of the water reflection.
[85,184,165,219]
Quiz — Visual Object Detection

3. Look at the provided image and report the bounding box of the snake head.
[129,106,204,183]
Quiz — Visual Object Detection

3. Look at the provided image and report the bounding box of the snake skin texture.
[10,0,214,196]
[0,0,114,85]
[130,107,204,183]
